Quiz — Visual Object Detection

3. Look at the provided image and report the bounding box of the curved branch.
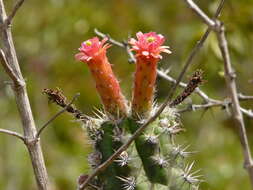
[36,93,80,138]
[0,128,24,141]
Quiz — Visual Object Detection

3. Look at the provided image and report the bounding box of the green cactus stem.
[96,121,130,190]
[127,118,169,185]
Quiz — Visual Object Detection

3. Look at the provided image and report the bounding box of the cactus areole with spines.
[75,37,127,118]
[129,32,172,118]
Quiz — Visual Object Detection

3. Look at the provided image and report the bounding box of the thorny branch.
[184,0,253,187]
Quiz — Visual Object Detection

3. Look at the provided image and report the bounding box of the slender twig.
[184,0,216,28]
[238,93,253,101]
[184,0,253,187]
[240,108,253,118]
[178,100,253,118]
[158,70,253,104]
[36,93,80,138]
[163,0,225,103]
[0,49,24,86]
[160,71,253,118]
[5,0,25,26]
[0,128,24,141]
[0,0,49,189]
[43,88,89,122]
[157,70,218,103]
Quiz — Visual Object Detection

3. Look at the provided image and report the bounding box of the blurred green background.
[0,0,253,189]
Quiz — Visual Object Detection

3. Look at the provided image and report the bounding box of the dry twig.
[184,0,253,186]
[36,92,80,138]
[43,88,89,121]
[5,0,25,26]
[0,128,24,141]
[0,0,49,189]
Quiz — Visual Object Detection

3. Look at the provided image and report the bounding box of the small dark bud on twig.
[170,70,204,107]
[43,88,88,121]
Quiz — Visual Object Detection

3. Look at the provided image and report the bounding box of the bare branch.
[240,108,253,118]
[36,93,80,138]
[157,70,217,103]
[5,0,25,26]
[0,49,24,86]
[183,0,253,186]
[184,0,216,28]
[43,88,89,122]
[95,28,136,63]
[0,0,49,189]
[0,128,24,141]
[168,0,225,100]
[238,93,253,101]
[178,100,253,118]
[94,28,125,48]
[216,23,253,185]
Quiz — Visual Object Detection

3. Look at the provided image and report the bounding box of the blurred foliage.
[0,0,253,189]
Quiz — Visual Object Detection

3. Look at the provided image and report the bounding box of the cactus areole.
[75,37,127,118]
[129,32,172,118]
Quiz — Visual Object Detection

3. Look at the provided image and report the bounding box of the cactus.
[73,33,202,189]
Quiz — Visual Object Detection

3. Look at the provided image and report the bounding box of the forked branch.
[0,0,49,189]
[0,128,24,141]
[184,0,253,187]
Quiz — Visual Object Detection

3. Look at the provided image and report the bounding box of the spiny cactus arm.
[127,118,169,185]
[79,97,171,190]
[96,122,123,190]
[89,120,145,190]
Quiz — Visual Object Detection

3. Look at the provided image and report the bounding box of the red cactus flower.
[129,32,171,118]
[75,37,127,117]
